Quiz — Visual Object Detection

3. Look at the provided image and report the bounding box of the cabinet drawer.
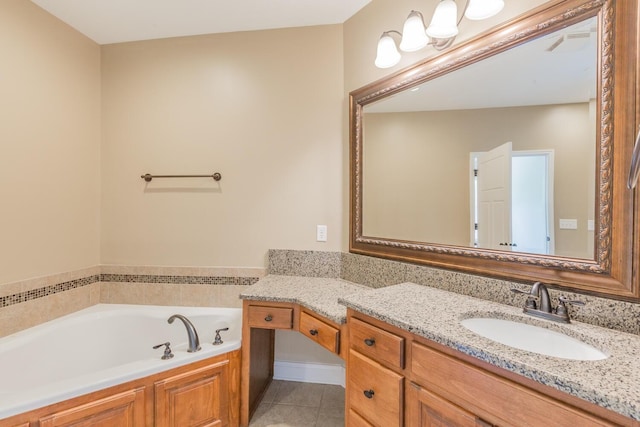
[300,311,340,354]
[247,305,293,329]
[411,342,617,427]
[350,317,404,369]
[348,409,374,427]
[348,349,403,427]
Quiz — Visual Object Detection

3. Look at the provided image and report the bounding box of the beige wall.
[342,0,550,250]
[363,103,595,259]
[0,1,101,284]
[101,26,344,267]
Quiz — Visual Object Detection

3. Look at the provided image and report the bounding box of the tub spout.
[167,314,201,352]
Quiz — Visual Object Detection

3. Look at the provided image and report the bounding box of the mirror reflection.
[362,17,597,260]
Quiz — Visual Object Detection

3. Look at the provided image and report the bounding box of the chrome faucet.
[511,282,584,323]
[168,314,201,352]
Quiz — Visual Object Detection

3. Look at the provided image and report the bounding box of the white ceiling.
[30,0,371,45]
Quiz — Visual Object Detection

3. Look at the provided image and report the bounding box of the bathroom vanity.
[240,276,640,427]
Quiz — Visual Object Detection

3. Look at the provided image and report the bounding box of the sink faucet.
[168,314,201,352]
[511,282,584,323]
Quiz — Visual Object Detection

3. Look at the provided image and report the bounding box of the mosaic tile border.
[100,274,259,286]
[0,273,260,309]
[0,275,101,309]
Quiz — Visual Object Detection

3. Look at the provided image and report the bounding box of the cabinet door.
[38,387,145,427]
[407,382,491,427]
[155,360,230,427]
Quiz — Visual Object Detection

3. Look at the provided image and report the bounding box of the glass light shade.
[375,33,401,68]
[426,0,459,39]
[464,0,505,20]
[399,11,429,52]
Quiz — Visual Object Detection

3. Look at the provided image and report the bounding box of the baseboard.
[273,360,345,387]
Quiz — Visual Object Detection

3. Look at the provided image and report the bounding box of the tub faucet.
[167,314,201,352]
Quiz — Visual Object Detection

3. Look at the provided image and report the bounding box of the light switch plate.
[316,225,327,242]
[559,219,578,230]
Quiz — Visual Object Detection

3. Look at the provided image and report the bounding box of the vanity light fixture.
[374,0,505,68]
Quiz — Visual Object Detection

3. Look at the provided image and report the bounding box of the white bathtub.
[0,303,242,420]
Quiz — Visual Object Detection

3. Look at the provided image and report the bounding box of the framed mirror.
[349,0,640,300]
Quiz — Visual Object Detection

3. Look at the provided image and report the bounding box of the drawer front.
[300,311,340,354]
[348,409,375,427]
[348,349,403,427]
[350,317,404,369]
[411,342,617,427]
[247,305,293,329]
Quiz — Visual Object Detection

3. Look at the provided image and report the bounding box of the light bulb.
[375,32,401,68]
[399,11,429,52]
[465,0,505,20]
[426,0,459,39]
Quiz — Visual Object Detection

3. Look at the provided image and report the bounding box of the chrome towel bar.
[141,172,222,182]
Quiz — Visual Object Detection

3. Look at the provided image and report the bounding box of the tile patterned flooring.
[249,380,345,427]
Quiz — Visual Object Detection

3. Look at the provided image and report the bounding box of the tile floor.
[248,380,345,427]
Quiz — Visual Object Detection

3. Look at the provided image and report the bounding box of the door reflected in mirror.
[361,17,596,260]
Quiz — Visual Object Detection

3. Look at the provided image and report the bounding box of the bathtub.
[0,303,242,420]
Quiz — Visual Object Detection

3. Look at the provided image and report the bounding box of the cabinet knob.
[364,338,375,346]
[309,329,318,336]
[363,389,375,399]
[264,315,273,322]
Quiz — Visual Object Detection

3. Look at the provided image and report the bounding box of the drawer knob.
[264,315,273,322]
[309,329,318,336]
[364,338,375,346]
[363,389,375,399]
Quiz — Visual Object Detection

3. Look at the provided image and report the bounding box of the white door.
[477,142,512,250]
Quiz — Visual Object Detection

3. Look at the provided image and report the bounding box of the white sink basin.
[460,318,608,361]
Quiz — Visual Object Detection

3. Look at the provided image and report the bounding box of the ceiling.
[30,0,371,45]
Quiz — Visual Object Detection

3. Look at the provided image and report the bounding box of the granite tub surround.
[239,275,370,324]
[339,282,640,421]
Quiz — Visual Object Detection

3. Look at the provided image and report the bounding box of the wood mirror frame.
[349,0,640,300]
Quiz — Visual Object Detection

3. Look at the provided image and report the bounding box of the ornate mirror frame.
[350,0,640,300]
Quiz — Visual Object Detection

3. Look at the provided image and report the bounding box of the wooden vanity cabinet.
[347,314,405,427]
[240,300,346,427]
[346,309,636,427]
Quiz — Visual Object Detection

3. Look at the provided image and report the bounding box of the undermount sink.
[460,318,608,361]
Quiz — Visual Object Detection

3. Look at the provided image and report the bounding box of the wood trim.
[349,0,640,300]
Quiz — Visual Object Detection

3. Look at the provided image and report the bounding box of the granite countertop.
[239,275,371,324]
[339,282,640,422]
[240,275,640,420]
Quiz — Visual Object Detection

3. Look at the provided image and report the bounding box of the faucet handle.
[213,327,229,345]
[510,288,538,309]
[555,296,585,321]
[558,295,585,306]
[153,342,174,360]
